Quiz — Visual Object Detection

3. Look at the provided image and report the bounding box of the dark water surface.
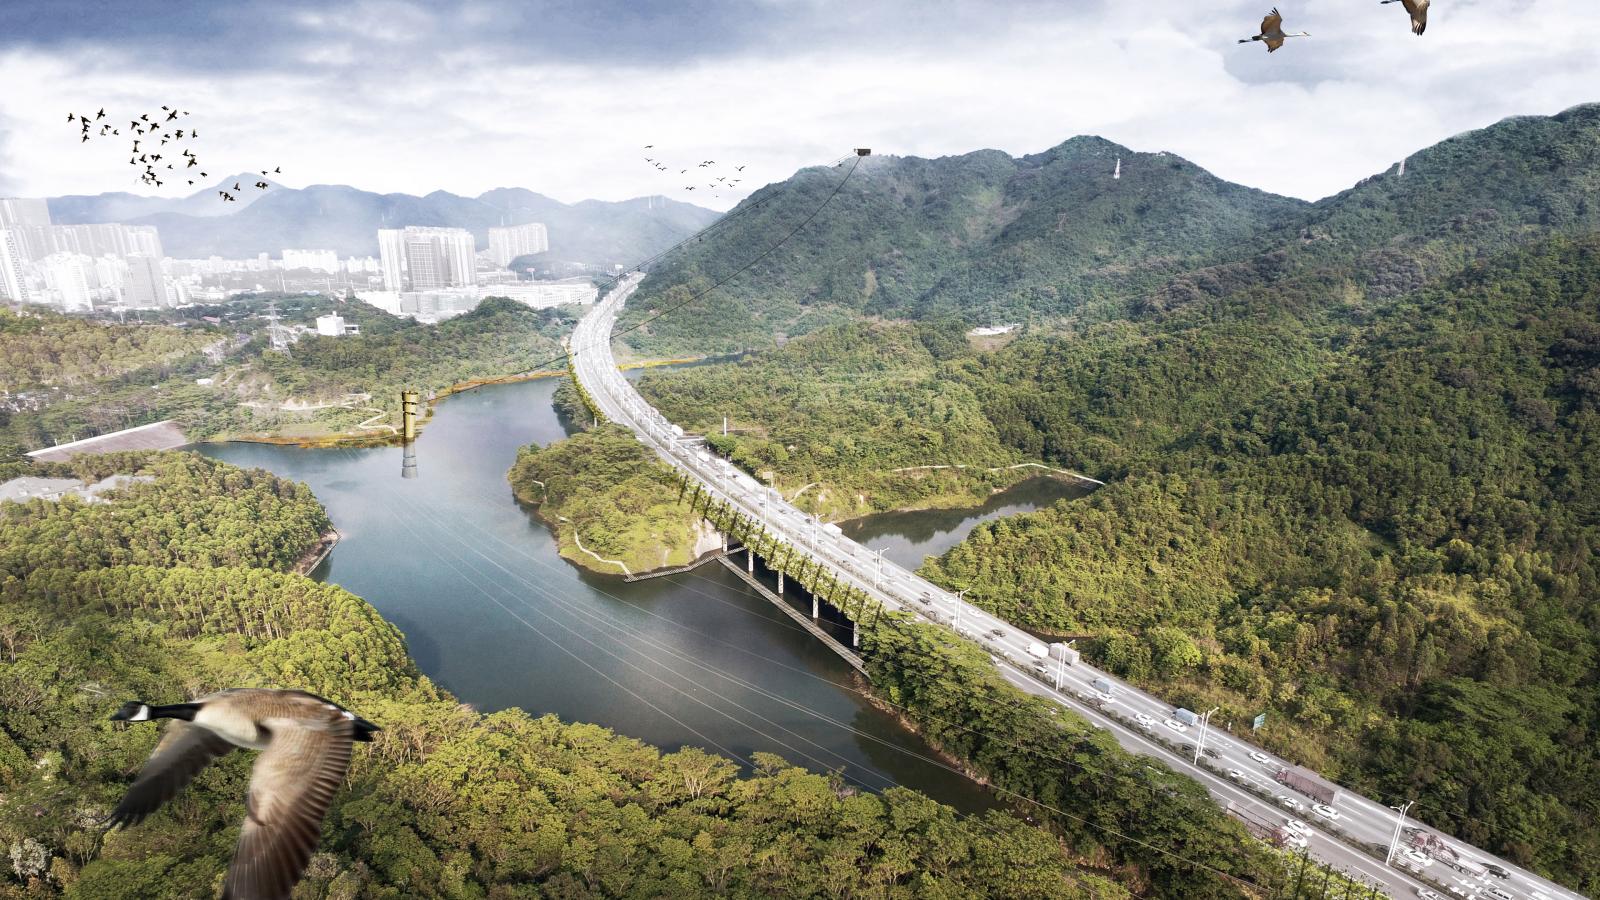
[201,377,1083,814]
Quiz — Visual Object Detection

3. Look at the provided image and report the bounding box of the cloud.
[1,0,1597,207]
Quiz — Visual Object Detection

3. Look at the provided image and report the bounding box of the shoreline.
[198,354,709,451]
[293,528,340,576]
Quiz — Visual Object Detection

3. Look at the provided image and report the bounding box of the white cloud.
[1,0,1597,208]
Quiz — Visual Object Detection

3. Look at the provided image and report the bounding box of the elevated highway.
[570,273,1585,900]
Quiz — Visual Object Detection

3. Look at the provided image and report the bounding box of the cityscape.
[0,198,593,325]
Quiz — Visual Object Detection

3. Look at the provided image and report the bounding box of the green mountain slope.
[621,139,1306,354]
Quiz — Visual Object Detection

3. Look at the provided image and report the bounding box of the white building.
[37,252,95,311]
[492,279,597,309]
[281,248,339,273]
[123,253,165,308]
[488,222,549,267]
[377,226,476,290]
[0,229,30,304]
[0,198,51,229]
[314,313,360,336]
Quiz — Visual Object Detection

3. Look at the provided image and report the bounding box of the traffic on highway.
[569,274,1586,900]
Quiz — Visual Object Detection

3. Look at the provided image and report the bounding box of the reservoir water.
[200,375,1084,814]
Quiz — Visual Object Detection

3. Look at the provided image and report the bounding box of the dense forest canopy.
[1,451,1135,898]
[622,104,1600,894]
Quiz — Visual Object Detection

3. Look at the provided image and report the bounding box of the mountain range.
[623,102,1600,353]
[44,177,721,266]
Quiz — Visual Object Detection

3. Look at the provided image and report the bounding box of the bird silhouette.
[233,182,241,191]
[644,144,653,148]
[736,165,745,171]
[274,167,281,174]
[1239,7,1308,52]
[96,108,105,119]
[255,181,269,189]
[67,112,75,122]
[166,110,178,121]
[219,191,235,201]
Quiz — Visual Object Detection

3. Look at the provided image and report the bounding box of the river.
[200,374,1085,814]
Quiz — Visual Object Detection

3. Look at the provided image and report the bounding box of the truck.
[822,523,843,537]
[695,451,712,464]
[1049,643,1080,665]
[1273,766,1339,805]
[1092,676,1115,697]
[1173,707,1200,727]
[1026,642,1049,660]
[669,424,684,438]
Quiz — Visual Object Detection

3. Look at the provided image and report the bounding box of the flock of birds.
[67,104,282,202]
[640,144,747,199]
[1241,0,1428,52]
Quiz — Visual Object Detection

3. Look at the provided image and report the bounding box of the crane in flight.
[1239,8,1309,53]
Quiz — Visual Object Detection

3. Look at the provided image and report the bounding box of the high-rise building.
[123,253,165,308]
[377,228,406,291]
[281,248,339,272]
[14,223,162,262]
[0,229,31,304]
[376,226,476,290]
[0,198,50,229]
[38,252,95,311]
[488,222,549,267]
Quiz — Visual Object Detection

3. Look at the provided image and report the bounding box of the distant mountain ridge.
[44,181,721,266]
[624,103,1600,354]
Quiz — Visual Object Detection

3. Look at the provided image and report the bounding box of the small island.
[508,424,720,576]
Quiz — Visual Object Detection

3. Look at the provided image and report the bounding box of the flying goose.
[108,689,378,900]
[1380,0,1428,35]
[1239,7,1309,52]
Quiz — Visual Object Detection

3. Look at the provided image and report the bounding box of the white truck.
[1049,643,1080,665]
[1027,642,1049,660]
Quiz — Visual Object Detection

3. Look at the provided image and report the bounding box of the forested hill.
[620,139,1306,353]
[0,451,1122,897]
[622,103,1600,355]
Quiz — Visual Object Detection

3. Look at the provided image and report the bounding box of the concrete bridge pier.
[852,621,860,648]
[722,534,729,553]
[812,595,819,619]
[777,572,784,595]
[747,547,755,573]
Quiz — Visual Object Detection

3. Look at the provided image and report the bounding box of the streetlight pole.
[1193,706,1221,765]
[1385,800,1413,866]
[954,588,967,628]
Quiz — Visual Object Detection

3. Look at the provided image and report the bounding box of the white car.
[1134,713,1156,730]
[1276,795,1303,812]
[1414,890,1442,900]
[1162,718,1188,733]
[1249,750,1272,765]
[1485,889,1513,900]
[1226,769,1245,781]
[1401,849,1433,868]
[1311,803,1340,821]
[1283,818,1310,835]
[1283,832,1307,850]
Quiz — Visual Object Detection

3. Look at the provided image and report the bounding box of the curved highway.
[570,273,1586,900]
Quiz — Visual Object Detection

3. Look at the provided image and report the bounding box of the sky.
[1,0,1598,209]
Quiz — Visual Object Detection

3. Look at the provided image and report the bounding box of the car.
[1134,713,1155,730]
[1283,818,1310,835]
[1310,803,1340,820]
[1162,718,1188,733]
[1227,768,1245,781]
[917,596,932,605]
[1276,795,1303,811]
[989,656,1001,666]
[1415,890,1442,900]
[1401,849,1434,868]
[1283,832,1307,850]
[1485,889,1513,900]
[1202,746,1220,759]
[1249,750,1272,765]
[989,628,1006,639]
[1483,864,1510,879]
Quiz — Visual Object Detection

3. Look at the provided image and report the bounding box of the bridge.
[569,273,1585,900]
